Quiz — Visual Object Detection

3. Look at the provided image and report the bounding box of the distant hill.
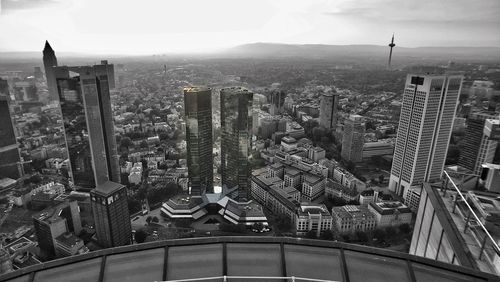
[222,43,500,61]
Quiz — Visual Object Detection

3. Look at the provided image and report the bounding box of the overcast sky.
[0,0,499,54]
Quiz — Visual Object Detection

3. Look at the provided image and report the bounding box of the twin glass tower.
[184,87,253,201]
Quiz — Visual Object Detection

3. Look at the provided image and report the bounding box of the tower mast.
[388,33,396,69]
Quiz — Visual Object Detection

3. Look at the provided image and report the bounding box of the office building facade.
[220,87,253,201]
[341,114,365,162]
[0,96,22,179]
[319,92,339,129]
[389,74,462,197]
[184,87,213,195]
[90,182,131,248]
[458,112,500,174]
[55,63,120,190]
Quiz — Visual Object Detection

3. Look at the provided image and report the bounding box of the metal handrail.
[158,276,339,282]
[442,171,500,256]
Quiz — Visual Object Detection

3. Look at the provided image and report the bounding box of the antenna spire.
[388,33,396,69]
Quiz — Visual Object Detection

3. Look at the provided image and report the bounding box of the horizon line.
[1,42,500,57]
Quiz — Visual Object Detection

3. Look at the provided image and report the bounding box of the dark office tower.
[90,182,131,248]
[43,40,59,101]
[319,92,339,129]
[94,61,120,183]
[0,78,10,96]
[269,90,286,115]
[220,87,253,201]
[458,112,499,174]
[184,87,213,195]
[0,95,22,179]
[55,62,120,190]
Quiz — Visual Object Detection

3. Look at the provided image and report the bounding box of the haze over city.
[1,0,500,54]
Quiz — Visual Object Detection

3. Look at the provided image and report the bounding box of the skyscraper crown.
[43,40,54,53]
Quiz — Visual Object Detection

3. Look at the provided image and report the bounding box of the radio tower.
[388,33,396,69]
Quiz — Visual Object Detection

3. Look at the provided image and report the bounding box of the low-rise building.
[54,232,88,257]
[368,201,412,228]
[308,147,326,162]
[160,195,207,220]
[325,178,358,202]
[295,203,332,237]
[281,136,297,152]
[301,174,325,202]
[359,189,379,206]
[362,141,394,159]
[218,197,268,226]
[331,205,377,233]
[250,172,300,223]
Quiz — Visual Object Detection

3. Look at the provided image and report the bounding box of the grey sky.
[0,0,499,54]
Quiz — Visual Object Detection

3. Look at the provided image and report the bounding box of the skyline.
[1,0,500,54]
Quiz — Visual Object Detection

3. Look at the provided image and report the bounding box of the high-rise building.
[90,182,131,248]
[55,63,120,190]
[184,87,213,195]
[42,40,59,101]
[459,113,500,174]
[341,114,365,163]
[0,95,22,179]
[389,74,462,197]
[269,90,286,115]
[32,201,82,257]
[480,163,500,193]
[220,87,253,201]
[410,182,500,276]
[319,92,339,129]
[0,78,10,96]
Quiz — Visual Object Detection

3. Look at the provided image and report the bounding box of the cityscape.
[1,1,500,281]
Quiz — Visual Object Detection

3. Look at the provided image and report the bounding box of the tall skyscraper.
[54,61,130,248]
[389,74,462,197]
[319,92,339,129]
[341,114,365,163]
[90,182,131,248]
[220,87,253,201]
[42,40,59,101]
[0,95,22,179]
[269,90,286,115]
[184,87,213,195]
[55,63,120,190]
[458,112,500,174]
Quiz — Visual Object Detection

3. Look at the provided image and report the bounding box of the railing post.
[479,235,488,260]
[223,275,227,282]
[291,276,296,282]
[452,194,458,213]
[463,210,471,233]
[442,177,448,197]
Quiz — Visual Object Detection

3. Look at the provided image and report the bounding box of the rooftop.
[92,181,124,196]
[369,201,412,215]
[1,236,496,282]
[55,232,83,248]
